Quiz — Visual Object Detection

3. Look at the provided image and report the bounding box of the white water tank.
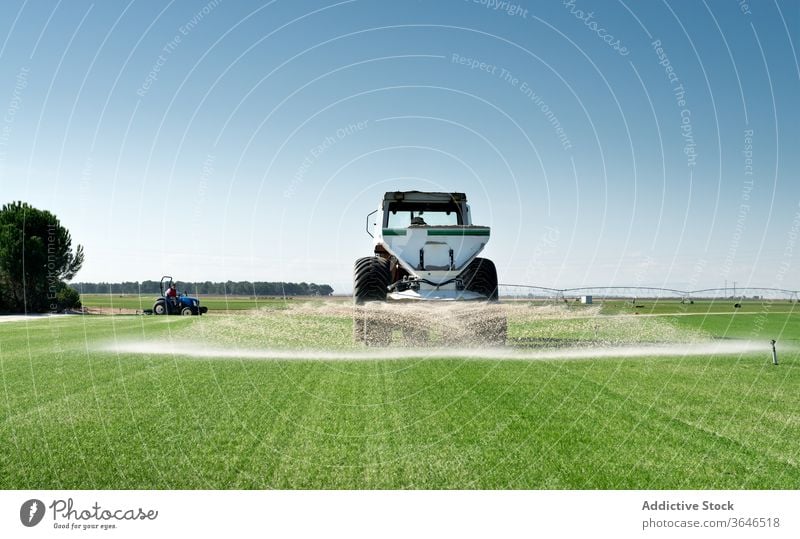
[580,295,593,304]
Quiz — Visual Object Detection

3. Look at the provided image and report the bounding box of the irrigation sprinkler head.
[770,339,778,365]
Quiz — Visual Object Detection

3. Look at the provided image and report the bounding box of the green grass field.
[1,300,798,489]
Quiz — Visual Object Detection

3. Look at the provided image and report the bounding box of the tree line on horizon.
[72,280,334,297]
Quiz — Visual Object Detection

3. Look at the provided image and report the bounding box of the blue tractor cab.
[153,276,208,315]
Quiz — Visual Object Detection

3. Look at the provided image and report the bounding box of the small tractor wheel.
[353,256,390,304]
[181,307,194,316]
[153,301,166,315]
[463,258,499,301]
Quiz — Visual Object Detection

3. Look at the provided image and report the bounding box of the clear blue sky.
[0,0,798,293]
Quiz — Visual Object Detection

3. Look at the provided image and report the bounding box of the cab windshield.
[385,202,464,227]
[387,210,459,227]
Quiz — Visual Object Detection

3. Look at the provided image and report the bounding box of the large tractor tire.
[462,257,499,301]
[153,300,167,315]
[353,256,391,345]
[353,256,390,304]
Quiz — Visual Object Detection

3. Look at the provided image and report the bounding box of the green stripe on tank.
[427,229,490,236]
[382,228,407,236]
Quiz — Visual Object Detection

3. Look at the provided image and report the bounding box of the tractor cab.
[152,276,208,315]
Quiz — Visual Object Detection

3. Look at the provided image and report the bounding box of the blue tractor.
[152,276,208,315]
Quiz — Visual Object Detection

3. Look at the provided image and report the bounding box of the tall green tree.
[0,202,84,312]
